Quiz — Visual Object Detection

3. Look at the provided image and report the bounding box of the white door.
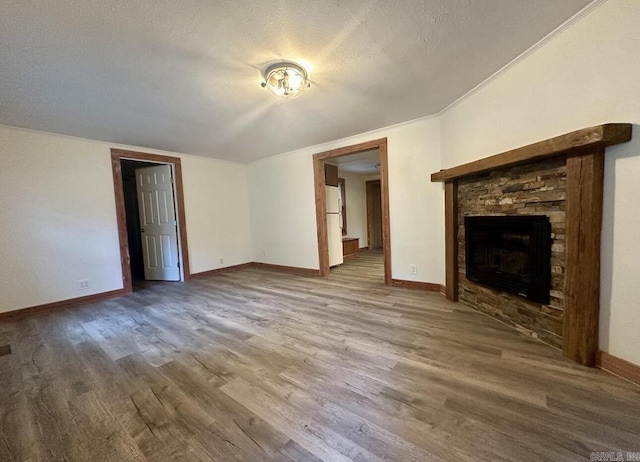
[135,164,181,281]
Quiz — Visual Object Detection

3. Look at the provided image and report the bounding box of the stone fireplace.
[458,159,563,347]
[464,215,552,304]
[431,124,632,366]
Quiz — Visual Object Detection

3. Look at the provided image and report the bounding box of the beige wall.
[247,148,320,270]
[180,155,252,274]
[0,125,252,313]
[439,0,640,365]
[337,170,367,246]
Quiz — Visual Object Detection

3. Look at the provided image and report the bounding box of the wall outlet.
[78,279,90,290]
[219,257,224,265]
[410,264,417,275]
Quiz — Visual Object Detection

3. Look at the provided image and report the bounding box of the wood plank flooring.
[1,250,639,461]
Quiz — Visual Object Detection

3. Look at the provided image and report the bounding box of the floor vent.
[0,344,11,357]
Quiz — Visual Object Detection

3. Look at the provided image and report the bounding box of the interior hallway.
[332,248,384,284]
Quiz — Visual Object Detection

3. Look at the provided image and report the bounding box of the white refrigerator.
[325,185,344,267]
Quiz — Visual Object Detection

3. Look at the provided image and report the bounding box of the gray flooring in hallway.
[0,251,639,461]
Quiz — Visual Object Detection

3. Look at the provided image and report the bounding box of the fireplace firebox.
[464,215,551,304]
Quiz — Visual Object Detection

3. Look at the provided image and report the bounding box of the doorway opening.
[312,138,391,285]
[121,159,158,283]
[111,149,191,294]
[366,179,383,250]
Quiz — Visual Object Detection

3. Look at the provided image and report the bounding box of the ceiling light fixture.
[261,62,310,99]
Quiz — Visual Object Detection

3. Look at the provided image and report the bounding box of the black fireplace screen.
[464,215,551,304]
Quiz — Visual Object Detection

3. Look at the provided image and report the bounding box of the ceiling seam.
[435,0,607,118]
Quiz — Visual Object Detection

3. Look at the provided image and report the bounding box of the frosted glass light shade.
[261,63,310,99]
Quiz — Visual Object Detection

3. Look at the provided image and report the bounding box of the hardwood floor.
[1,252,638,461]
[332,248,384,282]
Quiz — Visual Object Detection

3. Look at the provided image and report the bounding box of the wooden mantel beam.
[431,123,631,183]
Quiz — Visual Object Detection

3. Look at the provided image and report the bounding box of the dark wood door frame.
[110,149,191,294]
[312,138,391,285]
[366,179,382,250]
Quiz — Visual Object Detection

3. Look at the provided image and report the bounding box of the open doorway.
[110,149,191,294]
[312,138,391,285]
[120,159,159,282]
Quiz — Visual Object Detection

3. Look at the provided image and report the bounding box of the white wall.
[180,155,252,274]
[0,125,251,313]
[337,170,367,245]
[247,150,320,270]
[248,116,444,283]
[439,0,640,365]
[0,126,123,312]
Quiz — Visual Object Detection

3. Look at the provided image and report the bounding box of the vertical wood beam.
[110,154,133,294]
[445,181,459,301]
[313,158,330,277]
[563,148,605,366]
[379,141,392,286]
[172,161,191,282]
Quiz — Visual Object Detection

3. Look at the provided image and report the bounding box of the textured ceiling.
[0,0,594,162]
[333,149,380,175]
